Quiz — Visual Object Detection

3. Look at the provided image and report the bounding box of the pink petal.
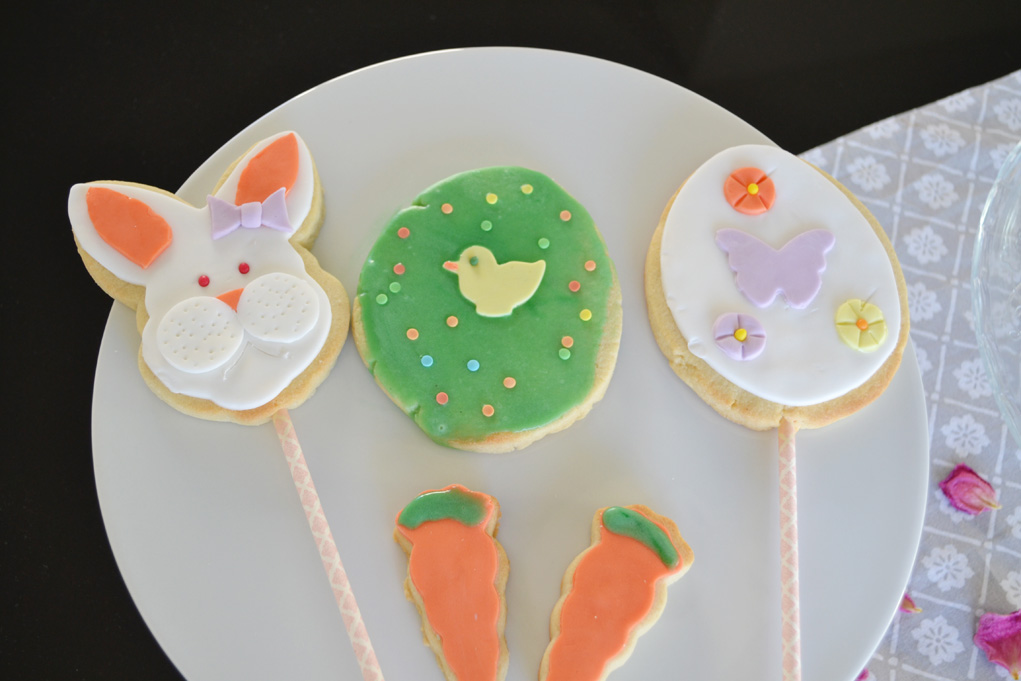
[899,593,922,613]
[856,668,870,680]
[939,464,1000,515]
[975,611,1021,679]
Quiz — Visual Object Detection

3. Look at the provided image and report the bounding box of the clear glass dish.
[973,140,1021,448]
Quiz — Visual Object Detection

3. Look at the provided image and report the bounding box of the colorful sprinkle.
[521,184,533,194]
[376,293,388,305]
[467,359,480,372]
[560,210,572,221]
[406,328,419,340]
[446,315,459,328]
[436,392,449,405]
[569,280,581,292]
[538,238,550,249]
[238,262,250,274]
[559,348,571,360]
[421,355,433,367]
[481,220,493,231]
[580,309,592,321]
[561,336,574,348]
[482,404,495,417]
[441,203,453,214]
[397,226,410,239]
[198,275,210,287]
[389,282,401,293]
[584,260,596,272]
[393,263,406,275]
[486,193,498,204]
[503,376,516,389]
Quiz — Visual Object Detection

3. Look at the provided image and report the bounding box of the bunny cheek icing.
[659,145,902,407]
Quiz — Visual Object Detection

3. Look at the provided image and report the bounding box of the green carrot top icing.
[602,506,679,569]
[397,485,491,530]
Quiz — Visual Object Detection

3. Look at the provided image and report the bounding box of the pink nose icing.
[217,287,244,311]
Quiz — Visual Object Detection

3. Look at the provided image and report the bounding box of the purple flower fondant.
[713,313,766,360]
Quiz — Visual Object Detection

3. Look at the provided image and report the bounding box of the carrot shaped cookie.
[395,485,509,681]
[540,505,693,681]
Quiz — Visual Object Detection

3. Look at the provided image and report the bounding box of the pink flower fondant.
[713,313,766,360]
[939,464,1001,515]
[975,610,1021,679]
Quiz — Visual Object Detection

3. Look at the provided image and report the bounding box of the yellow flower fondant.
[835,299,887,352]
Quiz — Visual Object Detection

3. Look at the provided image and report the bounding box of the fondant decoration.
[443,245,546,317]
[395,485,507,681]
[713,313,766,360]
[208,188,292,239]
[715,228,835,309]
[659,144,903,407]
[68,132,332,411]
[355,166,619,449]
[835,299,887,352]
[86,187,172,268]
[540,505,693,681]
[724,166,776,215]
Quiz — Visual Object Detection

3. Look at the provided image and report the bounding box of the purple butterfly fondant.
[715,228,836,309]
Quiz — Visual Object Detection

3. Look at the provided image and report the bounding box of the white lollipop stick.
[778,416,802,681]
[273,409,385,681]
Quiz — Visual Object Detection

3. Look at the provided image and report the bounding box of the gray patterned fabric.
[801,71,1021,681]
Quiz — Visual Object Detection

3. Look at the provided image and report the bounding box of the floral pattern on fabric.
[800,70,1021,681]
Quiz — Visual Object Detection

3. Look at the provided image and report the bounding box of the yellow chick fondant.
[443,245,546,317]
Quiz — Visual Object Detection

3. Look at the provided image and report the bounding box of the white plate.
[92,47,929,681]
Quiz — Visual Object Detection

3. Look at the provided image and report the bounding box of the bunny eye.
[198,275,210,287]
[238,262,250,274]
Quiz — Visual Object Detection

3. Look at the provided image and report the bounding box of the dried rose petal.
[975,610,1021,679]
[938,464,1001,515]
[899,593,922,613]
[855,668,870,680]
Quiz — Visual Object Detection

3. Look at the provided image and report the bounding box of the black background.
[4,1,1019,679]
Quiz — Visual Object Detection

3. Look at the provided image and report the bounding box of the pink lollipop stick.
[778,417,802,681]
[273,409,385,681]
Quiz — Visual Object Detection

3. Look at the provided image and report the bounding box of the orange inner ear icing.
[235,133,299,205]
[86,187,173,268]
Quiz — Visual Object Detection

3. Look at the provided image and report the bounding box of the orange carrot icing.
[544,507,689,681]
[396,486,501,681]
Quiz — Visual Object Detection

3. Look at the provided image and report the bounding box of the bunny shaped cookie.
[69,132,349,424]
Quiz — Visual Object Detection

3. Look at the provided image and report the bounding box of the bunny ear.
[85,186,173,268]
[234,132,300,205]
[212,132,315,231]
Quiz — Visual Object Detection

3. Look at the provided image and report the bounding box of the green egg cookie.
[353,167,622,452]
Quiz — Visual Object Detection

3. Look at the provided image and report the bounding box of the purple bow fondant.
[208,187,292,240]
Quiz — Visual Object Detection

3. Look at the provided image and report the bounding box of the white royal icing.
[660,145,901,407]
[69,132,331,411]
